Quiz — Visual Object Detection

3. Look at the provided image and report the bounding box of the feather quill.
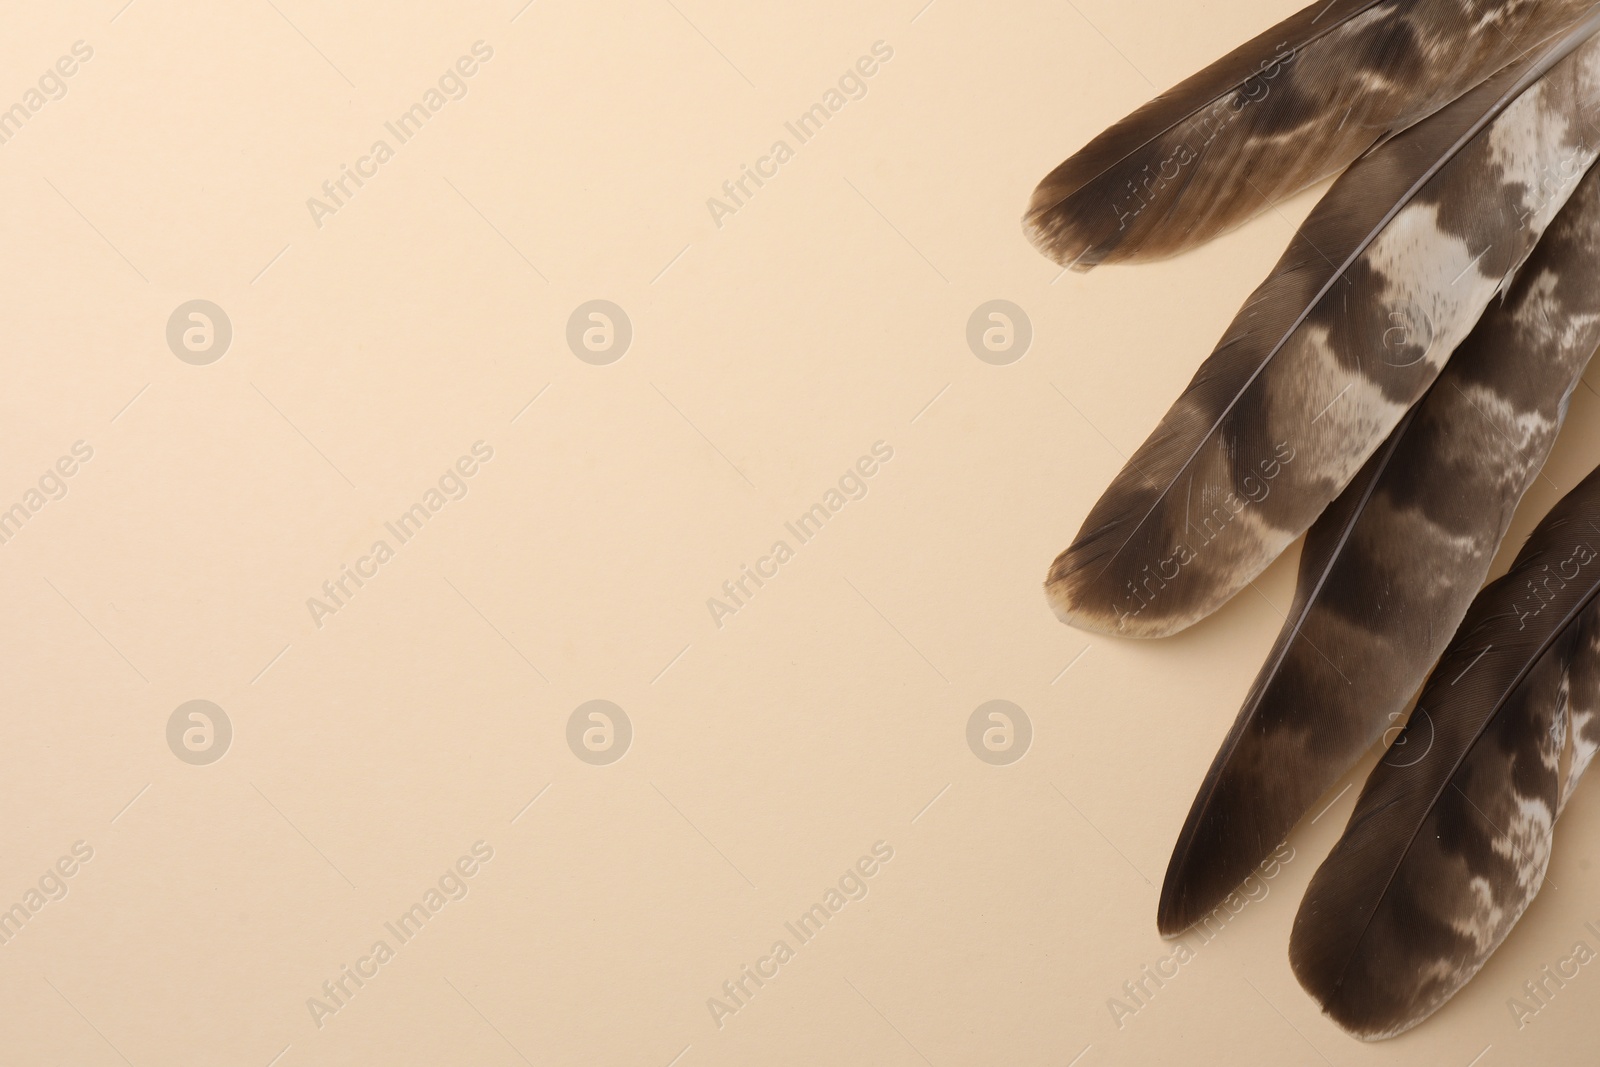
[1026,0,1596,269]
[1157,156,1600,936]
[1046,13,1600,638]
[1290,461,1600,1038]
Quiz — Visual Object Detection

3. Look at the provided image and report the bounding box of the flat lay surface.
[5,1,1600,1063]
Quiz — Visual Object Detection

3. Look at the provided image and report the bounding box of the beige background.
[3,0,1598,1064]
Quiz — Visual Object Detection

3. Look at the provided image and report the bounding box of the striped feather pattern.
[1158,155,1600,935]
[1047,13,1600,638]
[1026,0,1596,269]
[1291,462,1600,1038]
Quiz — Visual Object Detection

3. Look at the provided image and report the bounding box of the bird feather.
[1290,459,1600,1038]
[1046,13,1600,638]
[1026,0,1596,269]
[1157,153,1600,936]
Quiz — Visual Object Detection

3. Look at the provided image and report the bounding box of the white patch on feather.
[1472,0,1552,37]
[1562,628,1600,812]
[1496,794,1555,893]
[1490,93,1597,243]
[1278,322,1408,498]
[1566,707,1599,811]
[1285,35,1600,542]
[1449,381,1559,490]
[1363,201,1490,352]
[1283,202,1485,498]
[1511,267,1600,356]
[1451,875,1506,956]
[1452,793,1554,961]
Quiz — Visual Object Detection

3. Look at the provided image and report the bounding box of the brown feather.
[1047,14,1600,638]
[1291,462,1600,1038]
[1026,0,1597,269]
[1159,156,1600,935]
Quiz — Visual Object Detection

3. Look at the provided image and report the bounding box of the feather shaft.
[1027,0,1596,269]
[1290,460,1600,1038]
[1047,13,1600,638]
[1158,153,1600,935]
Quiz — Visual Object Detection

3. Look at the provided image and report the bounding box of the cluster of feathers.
[1032,0,1600,1041]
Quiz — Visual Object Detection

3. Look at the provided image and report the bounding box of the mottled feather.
[1158,156,1600,936]
[1047,15,1600,638]
[1026,0,1595,269]
[1290,462,1600,1038]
